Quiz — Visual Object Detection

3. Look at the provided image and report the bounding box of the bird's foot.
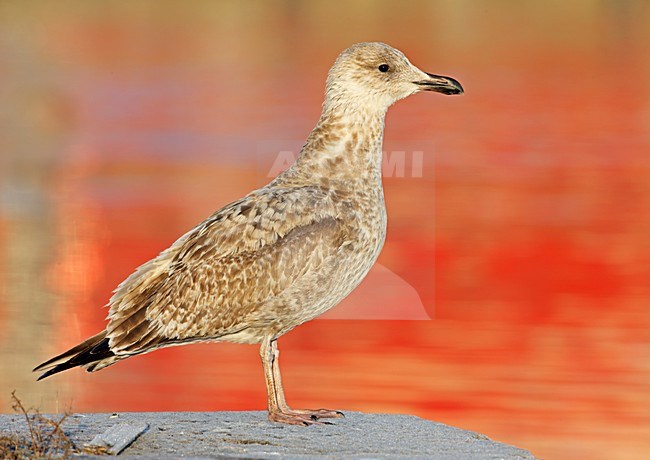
[287,408,344,419]
[268,408,344,426]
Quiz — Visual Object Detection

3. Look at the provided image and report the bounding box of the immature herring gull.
[34,42,463,426]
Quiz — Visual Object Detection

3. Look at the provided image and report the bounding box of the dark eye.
[378,64,390,72]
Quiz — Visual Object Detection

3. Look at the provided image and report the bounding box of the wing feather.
[105,186,345,353]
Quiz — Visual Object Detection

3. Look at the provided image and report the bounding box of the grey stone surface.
[0,410,536,459]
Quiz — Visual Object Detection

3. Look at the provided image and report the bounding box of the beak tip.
[419,73,464,95]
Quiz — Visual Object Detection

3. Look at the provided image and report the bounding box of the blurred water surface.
[1,2,649,459]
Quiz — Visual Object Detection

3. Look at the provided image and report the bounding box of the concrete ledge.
[0,410,536,459]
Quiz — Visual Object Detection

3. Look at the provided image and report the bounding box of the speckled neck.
[276,105,387,189]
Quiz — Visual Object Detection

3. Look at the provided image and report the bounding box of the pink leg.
[260,338,344,426]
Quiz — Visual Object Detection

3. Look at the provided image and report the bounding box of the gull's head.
[325,42,463,111]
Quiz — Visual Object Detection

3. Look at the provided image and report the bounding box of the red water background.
[1,3,649,459]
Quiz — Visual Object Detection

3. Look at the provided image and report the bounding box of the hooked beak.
[414,72,464,95]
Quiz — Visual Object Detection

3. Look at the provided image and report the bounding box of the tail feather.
[34,331,116,380]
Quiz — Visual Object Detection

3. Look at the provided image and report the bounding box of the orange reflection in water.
[1,3,649,460]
